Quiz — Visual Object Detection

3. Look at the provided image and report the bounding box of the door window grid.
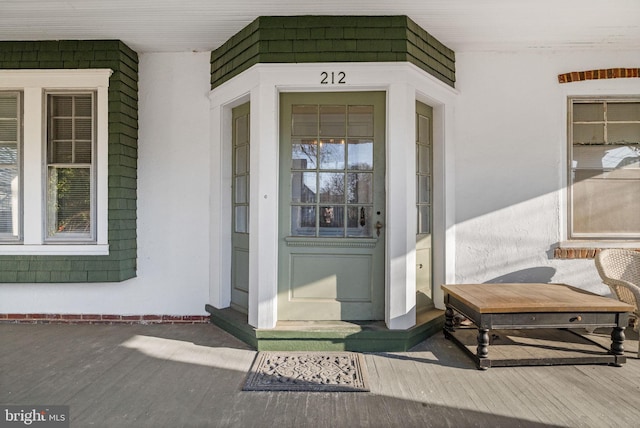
[233,111,250,234]
[569,98,640,238]
[416,113,431,235]
[290,104,374,238]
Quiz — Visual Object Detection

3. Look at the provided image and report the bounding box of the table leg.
[477,328,489,359]
[610,325,625,359]
[444,306,455,338]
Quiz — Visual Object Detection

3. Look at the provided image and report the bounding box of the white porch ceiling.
[1,0,638,53]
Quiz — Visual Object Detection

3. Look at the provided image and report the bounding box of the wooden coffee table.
[442,283,635,369]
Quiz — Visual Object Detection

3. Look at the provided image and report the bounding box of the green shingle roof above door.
[210,16,456,89]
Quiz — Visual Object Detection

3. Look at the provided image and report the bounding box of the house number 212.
[320,71,346,84]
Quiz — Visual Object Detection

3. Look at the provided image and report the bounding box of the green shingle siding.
[0,40,138,283]
[210,16,456,89]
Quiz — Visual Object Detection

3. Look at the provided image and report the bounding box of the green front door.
[278,92,386,321]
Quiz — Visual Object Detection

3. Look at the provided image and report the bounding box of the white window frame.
[0,69,111,255]
[560,77,640,248]
[568,96,640,240]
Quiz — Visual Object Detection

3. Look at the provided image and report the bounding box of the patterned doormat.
[243,352,370,392]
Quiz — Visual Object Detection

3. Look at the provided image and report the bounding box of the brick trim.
[553,247,640,259]
[0,313,210,324]
[558,68,640,84]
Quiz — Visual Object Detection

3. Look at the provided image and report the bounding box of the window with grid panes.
[569,98,640,238]
[290,104,374,238]
[0,69,109,254]
[46,93,95,240]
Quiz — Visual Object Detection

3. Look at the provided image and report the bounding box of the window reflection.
[319,139,345,169]
[292,139,317,169]
[347,139,373,170]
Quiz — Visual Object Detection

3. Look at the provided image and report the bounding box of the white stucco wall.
[0,52,212,315]
[2,48,639,317]
[454,49,640,295]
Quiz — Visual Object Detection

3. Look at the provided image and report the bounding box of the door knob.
[375,221,383,237]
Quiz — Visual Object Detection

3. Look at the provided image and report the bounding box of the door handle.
[375,221,383,237]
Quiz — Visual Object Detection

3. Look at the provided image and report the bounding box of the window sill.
[554,241,640,259]
[0,244,109,256]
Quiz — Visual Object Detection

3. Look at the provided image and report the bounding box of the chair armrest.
[603,278,640,308]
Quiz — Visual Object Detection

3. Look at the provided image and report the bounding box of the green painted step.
[205,304,444,352]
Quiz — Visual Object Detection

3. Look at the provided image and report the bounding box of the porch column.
[386,82,417,330]
[247,84,278,329]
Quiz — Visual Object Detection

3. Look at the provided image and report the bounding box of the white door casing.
[209,62,457,329]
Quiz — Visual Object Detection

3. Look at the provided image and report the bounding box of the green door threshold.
[204,304,444,352]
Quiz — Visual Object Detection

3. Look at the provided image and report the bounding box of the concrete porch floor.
[2,323,640,427]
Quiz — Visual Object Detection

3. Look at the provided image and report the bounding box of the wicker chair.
[595,249,640,356]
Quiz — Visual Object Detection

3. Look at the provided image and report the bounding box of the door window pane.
[292,105,318,136]
[235,145,248,174]
[292,139,318,169]
[320,105,345,136]
[417,145,430,174]
[291,172,317,203]
[347,206,372,237]
[319,172,344,203]
[319,205,344,236]
[347,173,372,204]
[348,105,373,137]
[235,114,249,143]
[235,206,248,233]
[319,139,345,169]
[235,176,247,203]
[417,175,430,204]
[291,206,316,236]
[347,139,373,170]
[418,205,430,234]
[418,115,430,144]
